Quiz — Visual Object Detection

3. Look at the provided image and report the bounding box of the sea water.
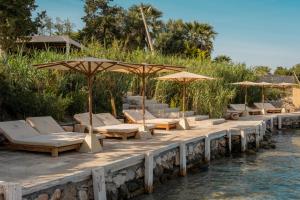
[135,130,300,200]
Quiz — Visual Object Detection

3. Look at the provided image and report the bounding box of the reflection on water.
[135,130,300,200]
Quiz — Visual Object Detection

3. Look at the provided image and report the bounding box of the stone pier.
[1,113,300,200]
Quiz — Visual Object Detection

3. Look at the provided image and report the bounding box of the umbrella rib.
[79,62,89,74]
[60,63,84,74]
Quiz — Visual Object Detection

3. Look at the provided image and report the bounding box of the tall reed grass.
[0,40,263,120]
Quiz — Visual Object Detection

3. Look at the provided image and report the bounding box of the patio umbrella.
[230,81,258,112]
[34,57,126,153]
[157,71,214,129]
[110,62,185,133]
[254,82,273,114]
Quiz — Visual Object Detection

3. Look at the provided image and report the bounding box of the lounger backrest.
[229,104,246,111]
[254,103,276,109]
[74,113,105,127]
[95,113,122,125]
[0,120,40,143]
[26,116,65,135]
[123,109,156,122]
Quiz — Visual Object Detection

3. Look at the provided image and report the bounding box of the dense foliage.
[0,41,261,120]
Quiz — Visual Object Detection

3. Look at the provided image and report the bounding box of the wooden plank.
[92,167,106,200]
[179,142,186,176]
[240,130,246,152]
[204,136,210,162]
[0,182,22,200]
[144,152,153,193]
[227,130,232,153]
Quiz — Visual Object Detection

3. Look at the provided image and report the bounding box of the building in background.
[16,35,83,54]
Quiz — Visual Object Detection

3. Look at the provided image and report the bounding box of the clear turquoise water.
[136,130,300,200]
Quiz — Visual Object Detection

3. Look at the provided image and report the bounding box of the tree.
[123,4,163,50]
[0,0,39,53]
[155,19,186,55]
[274,66,291,76]
[81,0,125,46]
[184,21,216,57]
[213,55,232,63]
[155,20,217,58]
[253,66,271,76]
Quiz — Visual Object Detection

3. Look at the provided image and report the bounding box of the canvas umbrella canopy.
[157,71,214,129]
[110,62,185,133]
[230,81,259,111]
[34,57,126,153]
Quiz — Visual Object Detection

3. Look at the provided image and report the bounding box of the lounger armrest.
[74,124,87,133]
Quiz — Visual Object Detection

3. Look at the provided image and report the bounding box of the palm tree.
[123,4,163,50]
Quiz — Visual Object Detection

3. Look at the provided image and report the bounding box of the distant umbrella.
[230,81,258,111]
[157,71,215,129]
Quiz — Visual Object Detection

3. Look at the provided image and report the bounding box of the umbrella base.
[261,109,266,115]
[137,125,152,139]
[79,132,102,153]
[179,117,190,130]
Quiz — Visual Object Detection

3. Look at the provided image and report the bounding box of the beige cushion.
[19,134,83,147]
[0,120,40,143]
[230,104,261,112]
[95,113,122,125]
[123,109,156,122]
[138,118,178,125]
[254,103,281,110]
[74,113,105,127]
[26,116,65,135]
[0,120,83,147]
[94,124,138,133]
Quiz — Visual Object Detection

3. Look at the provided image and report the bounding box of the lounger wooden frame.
[3,141,81,157]
[80,125,145,140]
[125,117,176,131]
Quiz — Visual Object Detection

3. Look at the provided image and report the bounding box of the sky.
[35,0,300,68]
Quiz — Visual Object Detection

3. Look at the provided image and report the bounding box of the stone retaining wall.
[0,119,276,200]
[186,139,205,168]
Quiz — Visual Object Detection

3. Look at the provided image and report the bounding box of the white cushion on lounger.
[138,118,178,125]
[0,120,83,147]
[74,113,105,127]
[26,116,65,134]
[0,120,40,142]
[19,134,83,147]
[95,113,122,125]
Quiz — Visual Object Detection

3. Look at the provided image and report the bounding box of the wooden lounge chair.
[74,113,139,140]
[254,103,283,113]
[229,104,262,115]
[123,109,178,130]
[26,116,104,146]
[0,120,82,157]
[95,113,155,135]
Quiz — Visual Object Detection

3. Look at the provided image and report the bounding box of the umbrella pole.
[142,73,146,127]
[138,69,151,137]
[88,75,93,132]
[245,86,248,111]
[80,74,102,153]
[182,83,186,117]
[262,86,265,109]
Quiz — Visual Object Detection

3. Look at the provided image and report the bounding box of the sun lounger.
[26,116,104,146]
[0,120,82,156]
[254,103,282,113]
[123,109,178,130]
[229,104,262,115]
[95,113,155,134]
[74,113,139,140]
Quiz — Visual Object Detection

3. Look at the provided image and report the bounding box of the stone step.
[146,103,169,110]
